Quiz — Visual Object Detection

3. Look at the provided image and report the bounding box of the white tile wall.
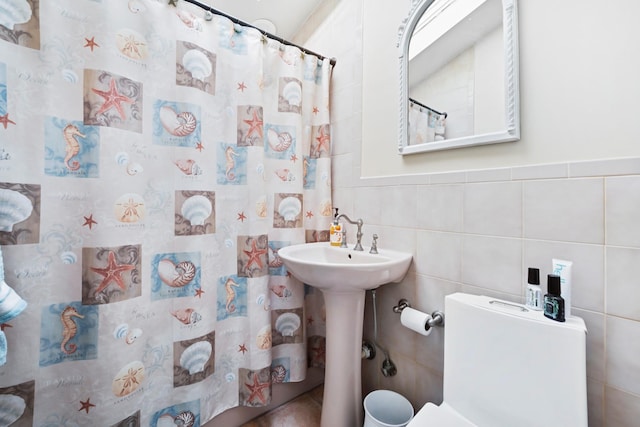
[306,0,640,424]
[328,48,640,423]
[463,181,522,237]
[605,176,640,247]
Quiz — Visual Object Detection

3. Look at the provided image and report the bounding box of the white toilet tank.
[439,293,588,427]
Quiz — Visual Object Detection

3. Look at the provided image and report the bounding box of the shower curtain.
[0,0,332,425]
[408,101,445,145]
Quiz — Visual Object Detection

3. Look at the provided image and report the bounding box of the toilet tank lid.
[446,292,587,334]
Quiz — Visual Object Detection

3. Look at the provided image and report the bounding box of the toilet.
[409,293,588,426]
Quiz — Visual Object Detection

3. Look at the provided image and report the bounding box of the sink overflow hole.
[348,254,352,259]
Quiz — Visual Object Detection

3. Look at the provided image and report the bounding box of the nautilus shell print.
[157,411,196,427]
[112,360,145,397]
[275,312,301,337]
[181,195,212,226]
[182,49,212,80]
[171,308,202,325]
[157,259,196,288]
[116,29,148,60]
[256,325,272,350]
[266,128,293,152]
[174,159,202,176]
[277,196,301,222]
[282,80,302,107]
[0,0,32,30]
[114,193,146,223]
[175,411,196,427]
[180,341,212,375]
[159,106,197,137]
[271,365,287,383]
[0,188,33,231]
[0,394,26,426]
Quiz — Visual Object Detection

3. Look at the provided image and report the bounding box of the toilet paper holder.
[393,299,445,328]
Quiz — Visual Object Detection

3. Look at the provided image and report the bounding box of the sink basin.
[277,241,413,427]
[277,242,413,291]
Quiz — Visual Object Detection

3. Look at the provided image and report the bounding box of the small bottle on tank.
[544,274,565,322]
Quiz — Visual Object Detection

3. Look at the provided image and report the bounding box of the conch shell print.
[0,0,32,30]
[60,305,84,355]
[157,259,196,288]
[171,308,202,325]
[179,341,212,375]
[112,360,145,397]
[160,106,197,137]
[174,159,202,176]
[63,124,85,171]
[176,9,202,31]
[0,188,33,232]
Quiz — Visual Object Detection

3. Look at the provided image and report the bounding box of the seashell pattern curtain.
[0,0,332,425]
[408,101,446,145]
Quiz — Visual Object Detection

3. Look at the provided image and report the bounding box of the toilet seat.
[408,402,476,427]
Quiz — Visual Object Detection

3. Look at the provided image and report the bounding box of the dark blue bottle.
[544,274,565,322]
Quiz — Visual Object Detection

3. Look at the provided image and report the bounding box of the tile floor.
[240,385,323,427]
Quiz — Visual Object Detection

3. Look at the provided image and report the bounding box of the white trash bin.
[363,390,414,427]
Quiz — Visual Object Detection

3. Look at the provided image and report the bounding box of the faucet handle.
[340,229,348,248]
[369,234,379,254]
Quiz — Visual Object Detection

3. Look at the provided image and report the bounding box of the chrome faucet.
[336,213,364,251]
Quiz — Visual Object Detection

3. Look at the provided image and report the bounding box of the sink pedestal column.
[320,289,366,427]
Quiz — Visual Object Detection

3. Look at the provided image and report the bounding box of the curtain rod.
[181,0,337,67]
[409,97,447,118]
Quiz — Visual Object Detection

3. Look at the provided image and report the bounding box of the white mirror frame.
[398,0,520,154]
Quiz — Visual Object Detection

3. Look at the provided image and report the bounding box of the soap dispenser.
[329,208,342,247]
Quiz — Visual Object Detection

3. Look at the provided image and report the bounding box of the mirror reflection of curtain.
[408,102,446,145]
[0,1,332,425]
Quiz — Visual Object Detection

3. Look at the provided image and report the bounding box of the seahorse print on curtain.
[0,0,332,425]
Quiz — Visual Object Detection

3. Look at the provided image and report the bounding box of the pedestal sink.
[277,242,413,427]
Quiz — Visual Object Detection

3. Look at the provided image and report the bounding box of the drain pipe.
[362,289,397,377]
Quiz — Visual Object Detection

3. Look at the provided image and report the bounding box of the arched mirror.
[398,0,519,154]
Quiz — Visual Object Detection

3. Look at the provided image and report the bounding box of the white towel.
[0,247,26,365]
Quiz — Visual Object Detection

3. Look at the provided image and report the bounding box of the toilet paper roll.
[400,307,433,336]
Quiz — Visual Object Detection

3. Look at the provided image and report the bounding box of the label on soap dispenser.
[330,223,342,246]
